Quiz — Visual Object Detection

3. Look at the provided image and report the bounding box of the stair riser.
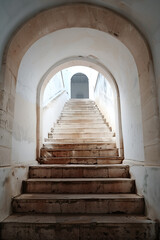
[29,166,129,178]
[23,180,135,194]
[41,149,118,157]
[43,143,116,150]
[50,133,115,139]
[1,222,157,240]
[12,198,144,214]
[39,159,123,164]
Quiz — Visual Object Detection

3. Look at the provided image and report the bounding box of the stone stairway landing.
[0,99,158,240]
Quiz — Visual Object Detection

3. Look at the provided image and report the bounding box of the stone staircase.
[0,99,158,240]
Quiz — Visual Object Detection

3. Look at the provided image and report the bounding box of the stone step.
[23,178,134,194]
[41,148,118,158]
[54,123,109,128]
[64,105,97,108]
[65,101,95,104]
[64,107,97,110]
[12,193,144,215]
[59,117,104,121]
[61,112,100,116]
[49,132,115,139]
[1,214,157,240]
[57,119,105,124]
[45,137,116,143]
[62,110,99,114]
[29,165,129,178]
[42,142,117,150]
[38,157,123,164]
[53,128,112,133]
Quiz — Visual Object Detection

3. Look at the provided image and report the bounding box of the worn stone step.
[64,107,97,111]
[61,112,100,116]
[45,137,116,143]
[23,178,134,194]
[12,193,144,215]
[53,128,112,133]
[50,132,115,139]
[41,148,118,158]
[38,157,123,164]
[38,156,123,165]
[54,123,109,128]
[65,101,95,104]
[62,110,99,114]
[64,105,97,109]
[57,119,105,124]
[29,165,129,178]
[59,115,103,120]
[42,143,117,150]
[65,103,96,106]
[1,214,157,240]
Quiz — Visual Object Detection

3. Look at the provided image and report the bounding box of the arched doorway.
[1,3,159,165]
[71,73,89,99]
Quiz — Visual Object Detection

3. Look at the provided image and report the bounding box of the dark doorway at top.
[71,73,89,99]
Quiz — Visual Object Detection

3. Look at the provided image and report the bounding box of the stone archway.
[37,57,123,159]
[1,4,159,164]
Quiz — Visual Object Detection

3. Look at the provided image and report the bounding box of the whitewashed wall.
[43,91,69,139]
[94,74,115,131]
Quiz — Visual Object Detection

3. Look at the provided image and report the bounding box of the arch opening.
[71,73,89,99]
[38,60,122,160]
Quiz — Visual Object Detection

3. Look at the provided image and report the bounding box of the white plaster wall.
[43,91,69,139]
[128,164,160,221]
[43,71,64,106]
[94,74,115,131]
[13,28,144,162]
[12,92,37,165]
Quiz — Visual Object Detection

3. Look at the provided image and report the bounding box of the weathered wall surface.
[43,91,69,139]
[12,93,36,164]
[0,166,28,222]
[123,161,160,221]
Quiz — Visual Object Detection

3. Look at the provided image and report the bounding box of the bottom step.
[0,214,157,240]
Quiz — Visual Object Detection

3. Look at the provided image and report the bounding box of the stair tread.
[26,178,133,182]
[3,214,154,224]
[14,193,143,200]
[30,164,127,168]
[42,148,117,151]
[40,156,122,159]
